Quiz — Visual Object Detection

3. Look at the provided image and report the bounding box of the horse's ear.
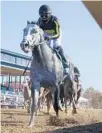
[27,21,30,25]
[31,21,37,24]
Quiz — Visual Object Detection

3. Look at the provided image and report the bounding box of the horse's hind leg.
[72,95,77,114]
[46,92,52,114]
[27,99,31,113]
[29,83,40,127]
[77,87,82,103]
[64,97,67,114]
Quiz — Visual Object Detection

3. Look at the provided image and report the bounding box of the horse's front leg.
[53,85,63,117]
[29,83,40,127]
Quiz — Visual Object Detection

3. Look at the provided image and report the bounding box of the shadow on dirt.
[37,122,102,133]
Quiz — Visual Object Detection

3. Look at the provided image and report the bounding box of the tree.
[83,87,102,109]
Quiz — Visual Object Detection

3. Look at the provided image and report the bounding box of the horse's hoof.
[59,106,63,111]
[72,110,77,114]
[28,124,33,128]
[27,110,31,114]
[55,111,59,117]
[58,106,63,111]
[65,110,67,115]
[46,112,50,115]
[35,112,38,116]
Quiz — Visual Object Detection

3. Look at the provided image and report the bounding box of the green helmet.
[39,5,52,21]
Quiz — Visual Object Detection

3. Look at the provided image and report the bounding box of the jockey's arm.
[50,20,60,39]
[74,72,80,77]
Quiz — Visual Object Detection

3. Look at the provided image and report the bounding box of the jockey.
[73,66,80,84]
[37,4,69,75]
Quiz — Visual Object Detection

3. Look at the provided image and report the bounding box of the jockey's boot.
[56,46,69,66]
[56,46,69,76]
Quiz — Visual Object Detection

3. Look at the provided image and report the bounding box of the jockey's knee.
[53,38,61,49]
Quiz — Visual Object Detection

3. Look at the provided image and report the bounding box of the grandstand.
[0,49,31,90]
[0,49,31,107]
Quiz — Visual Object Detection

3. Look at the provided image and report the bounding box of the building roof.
[1,49,31,76]
[83,1,102,29]
[79,97,89,102]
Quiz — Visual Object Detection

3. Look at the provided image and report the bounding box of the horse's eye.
[31,29,37,34]
[23,28,26,32]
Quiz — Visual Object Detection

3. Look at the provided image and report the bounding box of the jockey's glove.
[44,36,51,41]
[75,73,80,77]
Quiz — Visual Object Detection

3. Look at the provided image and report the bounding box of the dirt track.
[1,108,102,133]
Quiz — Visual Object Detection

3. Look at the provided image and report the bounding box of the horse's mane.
[31,21,37,25]
[27,21,38,25]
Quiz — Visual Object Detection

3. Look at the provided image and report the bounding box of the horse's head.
[20,21,44,53]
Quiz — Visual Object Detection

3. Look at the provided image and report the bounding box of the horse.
[60,77,82,114]
[20,21,65,127]
[38,87,52,114]
[60,60,82,114]
[22,79,31,113]
[22,78,51,114]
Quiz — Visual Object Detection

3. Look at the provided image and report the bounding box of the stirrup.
[64,68,69,74]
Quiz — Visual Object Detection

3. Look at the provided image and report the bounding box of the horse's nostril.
[25,43,28,47]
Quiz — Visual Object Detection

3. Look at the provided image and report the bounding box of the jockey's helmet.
[39,5,52,21]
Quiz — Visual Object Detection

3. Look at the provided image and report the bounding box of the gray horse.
[20,21,65,127]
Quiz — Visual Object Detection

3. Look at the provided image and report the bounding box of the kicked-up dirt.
[1,107,102,133]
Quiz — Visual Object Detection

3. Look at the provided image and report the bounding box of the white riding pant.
[44,33,62,49]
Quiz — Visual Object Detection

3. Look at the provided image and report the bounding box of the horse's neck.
[33,41,52,64]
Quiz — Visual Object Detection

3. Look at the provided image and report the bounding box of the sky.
[1,1,102,91]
